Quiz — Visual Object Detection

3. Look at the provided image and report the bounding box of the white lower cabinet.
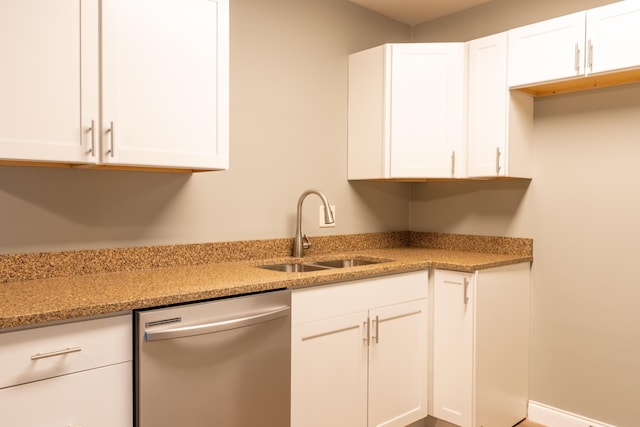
[431,263,530,427]
[0,362,132,426]
[292,271,429,427]
[0,314,133,427]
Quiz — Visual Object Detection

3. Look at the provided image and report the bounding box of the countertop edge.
[0,248,532,331]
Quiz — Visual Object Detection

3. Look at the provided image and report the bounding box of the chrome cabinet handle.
[87,120,95,155]
[105,121,115,157]
[144,306,290,341]
[588,39,594,71]
[574,42,581,73]
[463,277,470,305]
[496,147,502,175]
[371,315,379,344]
[363,317,370,345]
[451,151,456,176]
[31,346,82,361]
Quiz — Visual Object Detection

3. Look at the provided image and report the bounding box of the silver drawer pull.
[31,346,82,361]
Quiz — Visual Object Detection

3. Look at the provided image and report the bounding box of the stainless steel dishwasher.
[135,289,291,427]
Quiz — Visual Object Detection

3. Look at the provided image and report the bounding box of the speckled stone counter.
[0,232,532,330]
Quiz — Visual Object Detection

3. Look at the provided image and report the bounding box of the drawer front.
[0,362,132,427]
[292,270,428,325]
[0,314,132,389]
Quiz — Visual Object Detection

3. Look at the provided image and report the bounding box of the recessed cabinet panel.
[101,0,228,170]
[0,0,97,164]
[389,44,465,178]
[467,33,533,178]
[368,299,429,427]
[508,12,586,88]
[0,362,132,426]
[292,313,368,427]
[587,1,640,75]
[432,270,474,427]
[467,33,508,177]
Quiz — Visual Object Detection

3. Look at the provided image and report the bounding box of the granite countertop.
[0,232,533,330]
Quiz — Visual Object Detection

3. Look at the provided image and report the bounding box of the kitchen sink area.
[257,257,391,272]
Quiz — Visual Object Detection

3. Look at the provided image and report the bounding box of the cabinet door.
[467,33,508,177]
[586,1,640,75]
[389,43,465,178]
[101,0,228,170]
[432,270,474,427]
[291,312,368,427]
[0,0,98,164]
[0,361,132,427]
[508,11,586,87]
[368,299,428,427]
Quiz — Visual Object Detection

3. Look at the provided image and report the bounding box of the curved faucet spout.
[293,189,334,258]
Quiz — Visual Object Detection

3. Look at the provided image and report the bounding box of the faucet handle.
[302,234,311,250]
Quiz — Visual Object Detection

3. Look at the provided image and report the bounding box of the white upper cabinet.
[0,0,97,164]
[0,0,228,171]
[507,11,586,88]
[467,33,532,178]
[509,1,640,89]
[348,43,466,180]
[101,0,228,170]
[586,0,640,75]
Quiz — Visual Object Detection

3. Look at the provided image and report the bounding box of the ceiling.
[348,0,495,26]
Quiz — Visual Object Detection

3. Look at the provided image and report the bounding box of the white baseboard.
[528,401,616,427]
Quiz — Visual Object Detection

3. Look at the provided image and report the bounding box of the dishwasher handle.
[144,305,290,342]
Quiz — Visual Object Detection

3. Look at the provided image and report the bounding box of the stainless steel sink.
[258,263,331,273]
[257,257,390,272]
[313,259,383,268]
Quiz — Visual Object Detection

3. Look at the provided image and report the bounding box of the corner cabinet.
[0,0,228,172]
[466,33,533,178]
[348,43,465,180]
[431,263,530,427]
[0,314,133,426]
[291,271,429,427]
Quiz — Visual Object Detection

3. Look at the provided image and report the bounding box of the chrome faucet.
[293,189,334,258]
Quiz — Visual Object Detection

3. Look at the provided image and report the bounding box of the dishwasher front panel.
[135,290,291,427]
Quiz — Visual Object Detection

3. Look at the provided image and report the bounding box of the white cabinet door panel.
[587,0,640,75]
[432,270,474,427]
[467,33,508,177]
[292,312,368,427]
[101,0,228,170]
[368,299,428,427]
[508,12,586,87]
[389,43,465,178]
[0,361,132,427]
[0,0,97,164]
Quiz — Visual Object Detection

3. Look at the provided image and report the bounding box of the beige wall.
[0,0,411,254]
[3,1,638,425]
[411,1,638,425]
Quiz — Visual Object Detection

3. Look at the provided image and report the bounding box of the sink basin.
[257,257,390,272]
[258,263,330,273]
[313,259,384,268]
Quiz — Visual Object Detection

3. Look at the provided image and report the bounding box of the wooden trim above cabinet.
[516,68,640,97]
